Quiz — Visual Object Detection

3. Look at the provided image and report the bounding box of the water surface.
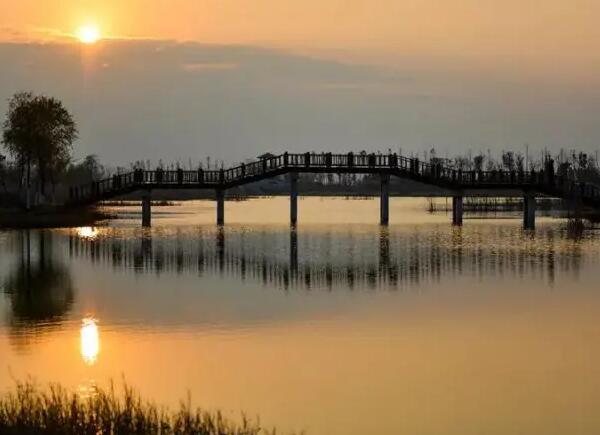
[1,197,600,435]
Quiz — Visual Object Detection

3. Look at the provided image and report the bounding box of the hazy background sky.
[1,0,600,165]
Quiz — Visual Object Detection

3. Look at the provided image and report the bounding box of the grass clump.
[0,380,276,435]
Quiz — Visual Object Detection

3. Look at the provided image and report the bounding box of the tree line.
[2,91,600,207]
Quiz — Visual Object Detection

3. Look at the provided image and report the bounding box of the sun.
[77,25,101,44]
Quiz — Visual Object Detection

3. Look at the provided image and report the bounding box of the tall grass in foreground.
[0,380,282,435]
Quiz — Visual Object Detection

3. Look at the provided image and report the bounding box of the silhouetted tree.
[473,154,485,172]
[2,92,77,204]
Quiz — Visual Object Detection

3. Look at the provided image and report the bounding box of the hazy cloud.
[1,39,600,166]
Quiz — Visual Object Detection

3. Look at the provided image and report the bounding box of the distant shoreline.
[0,207,113,229]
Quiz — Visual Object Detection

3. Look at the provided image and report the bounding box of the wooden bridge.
[68,152,600,229]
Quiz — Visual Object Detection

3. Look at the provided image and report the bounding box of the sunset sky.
[1,0,600,164]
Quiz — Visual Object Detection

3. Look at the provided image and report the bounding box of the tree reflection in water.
[67,225,587,291]
[3,230,74,349]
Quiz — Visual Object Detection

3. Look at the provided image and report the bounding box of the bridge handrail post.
[284,152,289,168]
[325,152,332,168]
[347,152,354,167]
[305,152,311,168]
[156,167,163,184]
[133,168,141,185]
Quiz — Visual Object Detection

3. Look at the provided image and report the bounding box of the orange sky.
[2,0,600,72]
[2,1,600,161]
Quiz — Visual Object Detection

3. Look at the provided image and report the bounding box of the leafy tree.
[1,92,78,201]
[65,154,105,185]
[473,154,485,172]
[515,152,525,173]
[0,153,6,192]
[502,151,515,171]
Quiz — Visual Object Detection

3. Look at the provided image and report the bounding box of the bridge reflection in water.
[67,225,588,291]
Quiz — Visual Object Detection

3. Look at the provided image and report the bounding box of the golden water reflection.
[3,198,600,435]
[77,226,99,240]
[80,318,100,365]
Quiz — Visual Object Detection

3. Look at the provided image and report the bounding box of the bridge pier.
[142,190,152,227]
[523,193,536,230]
[452,196,464,226]
[216,189,225,226]
[290,172,298,226]
[380,173,390,225]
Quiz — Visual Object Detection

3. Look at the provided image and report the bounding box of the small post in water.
[523,192,536,230]
[290,172,299,226]
[380,173,390,225]
[216,189,225,226]
[452,195,464,226]
[142,190,152,227]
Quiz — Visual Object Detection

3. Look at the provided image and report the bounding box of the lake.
[1,197,600,435]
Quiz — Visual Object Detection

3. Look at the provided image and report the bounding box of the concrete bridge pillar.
[290,172,299,226]
[216,189,225,226]
[523,193,536,230]
[142,190,152,227]
[380,173,390,225]
[452,196,464,226]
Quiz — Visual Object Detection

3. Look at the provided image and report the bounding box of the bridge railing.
[68,152,600,206]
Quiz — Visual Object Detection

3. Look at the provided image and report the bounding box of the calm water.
[2,197,600,434]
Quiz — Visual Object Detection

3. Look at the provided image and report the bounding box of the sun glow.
[77,25,101,44]
[77,227,99,240]
[80,318,100,365]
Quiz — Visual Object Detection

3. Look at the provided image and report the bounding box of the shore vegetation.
[0,380,282,435]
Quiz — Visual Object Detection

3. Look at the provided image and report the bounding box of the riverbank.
[0,206,113,229]
[0,381,276,435]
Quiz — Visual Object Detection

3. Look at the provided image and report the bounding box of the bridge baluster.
[369,153,376,167]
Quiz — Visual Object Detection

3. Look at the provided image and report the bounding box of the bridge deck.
[69,152,600,209]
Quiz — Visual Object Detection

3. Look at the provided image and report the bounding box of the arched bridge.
[68,152,600,229]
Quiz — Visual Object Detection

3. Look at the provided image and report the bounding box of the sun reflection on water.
[77,227,99,240]
[80,318,100,365]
